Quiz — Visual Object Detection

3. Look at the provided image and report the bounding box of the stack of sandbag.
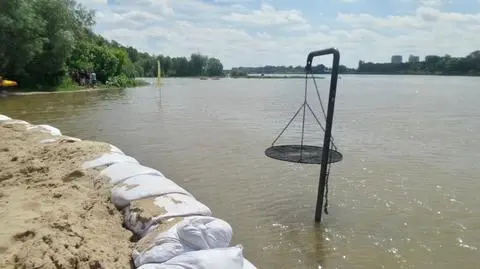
[132,216,233,267]
[0,114,12,122]
[0,119,30,126]
[82,152,140,170]
[51,122,257,269]
[130,215,258,269]
[137,245,246,269]
[99,162,164,185]
[84,153,213,237]
[110,174,192,209]
[123,193,212,236]
[26,124,62,136]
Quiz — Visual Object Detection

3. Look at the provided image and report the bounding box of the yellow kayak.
[1,80,18,87]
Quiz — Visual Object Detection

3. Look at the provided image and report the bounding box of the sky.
[77,0,480,68]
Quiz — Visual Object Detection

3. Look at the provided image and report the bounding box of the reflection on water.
[1,75,480,269]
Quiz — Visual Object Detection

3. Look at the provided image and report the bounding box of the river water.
[1,75,479,269]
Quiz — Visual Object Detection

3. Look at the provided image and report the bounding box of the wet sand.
[0,121,133,269]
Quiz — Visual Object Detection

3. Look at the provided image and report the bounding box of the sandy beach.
[0,121,133,268]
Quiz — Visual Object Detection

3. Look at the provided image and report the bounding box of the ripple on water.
[2,77,480,269]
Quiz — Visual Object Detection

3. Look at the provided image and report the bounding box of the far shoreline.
[1,79,151,96]
[3,87,121,96]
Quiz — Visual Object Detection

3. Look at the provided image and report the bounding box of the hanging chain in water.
[323,140,334,215]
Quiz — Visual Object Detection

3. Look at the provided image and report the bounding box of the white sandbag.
[0,115,11,121]
[243,258,257,269]
[82,153,139,170]
[132,216,231,267]
[109,144,124,154]
[40,138,57,144]
[40,136,82,144]
[99,162,164,185]
[1,119,29,125]
[111,175,191,209]
[60,136,82,142]
[124,193,211,236]
[136,245,245,269]
[27,124,62,136]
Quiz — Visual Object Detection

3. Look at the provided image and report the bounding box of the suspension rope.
[270,103,305,146]
[310,72,328,120]
[305,103,338,151]
[300,72,308,158]
[270,68,340,154]
[306,71,338,151]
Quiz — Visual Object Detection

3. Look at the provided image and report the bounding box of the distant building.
[391,55,403,64]
[408,55,420,63]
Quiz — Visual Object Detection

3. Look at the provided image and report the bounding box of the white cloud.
[213,0,255,3]
[79,0,480,68]
[419,0,446,6]
[221,4,311,30]
[337,7,480,28]
[96,10,165,28]
[77,0,107,6]
[335,7,480,63]
[108,0,174,16]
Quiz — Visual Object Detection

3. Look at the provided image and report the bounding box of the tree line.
[228,64,354,77]
[0,0,224,91]
[357,51,480,75]
[229,52,480,77]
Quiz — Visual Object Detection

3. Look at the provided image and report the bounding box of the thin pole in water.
[307,49,340,223]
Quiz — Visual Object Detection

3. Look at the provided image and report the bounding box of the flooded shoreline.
[1,75,479,268]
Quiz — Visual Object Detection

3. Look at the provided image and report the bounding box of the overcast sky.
[78,0,480,68]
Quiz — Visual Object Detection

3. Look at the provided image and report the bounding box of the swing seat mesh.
[265,145,343,164]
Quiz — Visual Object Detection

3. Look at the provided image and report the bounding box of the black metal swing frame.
[264,48,342,222]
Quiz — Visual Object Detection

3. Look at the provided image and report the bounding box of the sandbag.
[124,193,211,236]
[1,119,29,126]
[0,115,11,121]
[111,175,191,209]
[40,136,82,144]
[132,216,231,267]
[243,258,257,269]
[99,162,164,186]
[136,245,245,269]
[82,153,139,170]
[27,124,61,136]
[109,144,124,154]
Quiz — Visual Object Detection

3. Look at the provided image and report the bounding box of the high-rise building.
[408,55,420,63]
[391,55,403,64]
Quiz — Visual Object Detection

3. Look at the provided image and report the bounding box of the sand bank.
[0,121,133,269]
[0,116,257,269]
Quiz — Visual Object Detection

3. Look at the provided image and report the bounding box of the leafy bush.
[106,74,147,88]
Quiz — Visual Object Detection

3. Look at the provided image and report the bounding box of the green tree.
[0,0,227,90]
[189,53,208,76]
[206,58,223,76]
[0,0,45,81]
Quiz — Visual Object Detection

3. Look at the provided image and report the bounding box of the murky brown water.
[1,75,480,269]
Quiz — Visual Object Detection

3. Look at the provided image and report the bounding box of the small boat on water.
[200,77,208,80]
[0,76,18,98]
[0,77,18,87]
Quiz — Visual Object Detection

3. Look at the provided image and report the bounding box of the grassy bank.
[3,76,149,95]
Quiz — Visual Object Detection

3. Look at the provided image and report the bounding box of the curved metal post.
[304,48,341,222]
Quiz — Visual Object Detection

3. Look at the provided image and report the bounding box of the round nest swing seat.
[265,145,343,165]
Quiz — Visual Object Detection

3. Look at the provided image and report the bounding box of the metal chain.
[324,140,334,215]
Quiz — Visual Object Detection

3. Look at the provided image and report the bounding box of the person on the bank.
[90,71,97,87]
